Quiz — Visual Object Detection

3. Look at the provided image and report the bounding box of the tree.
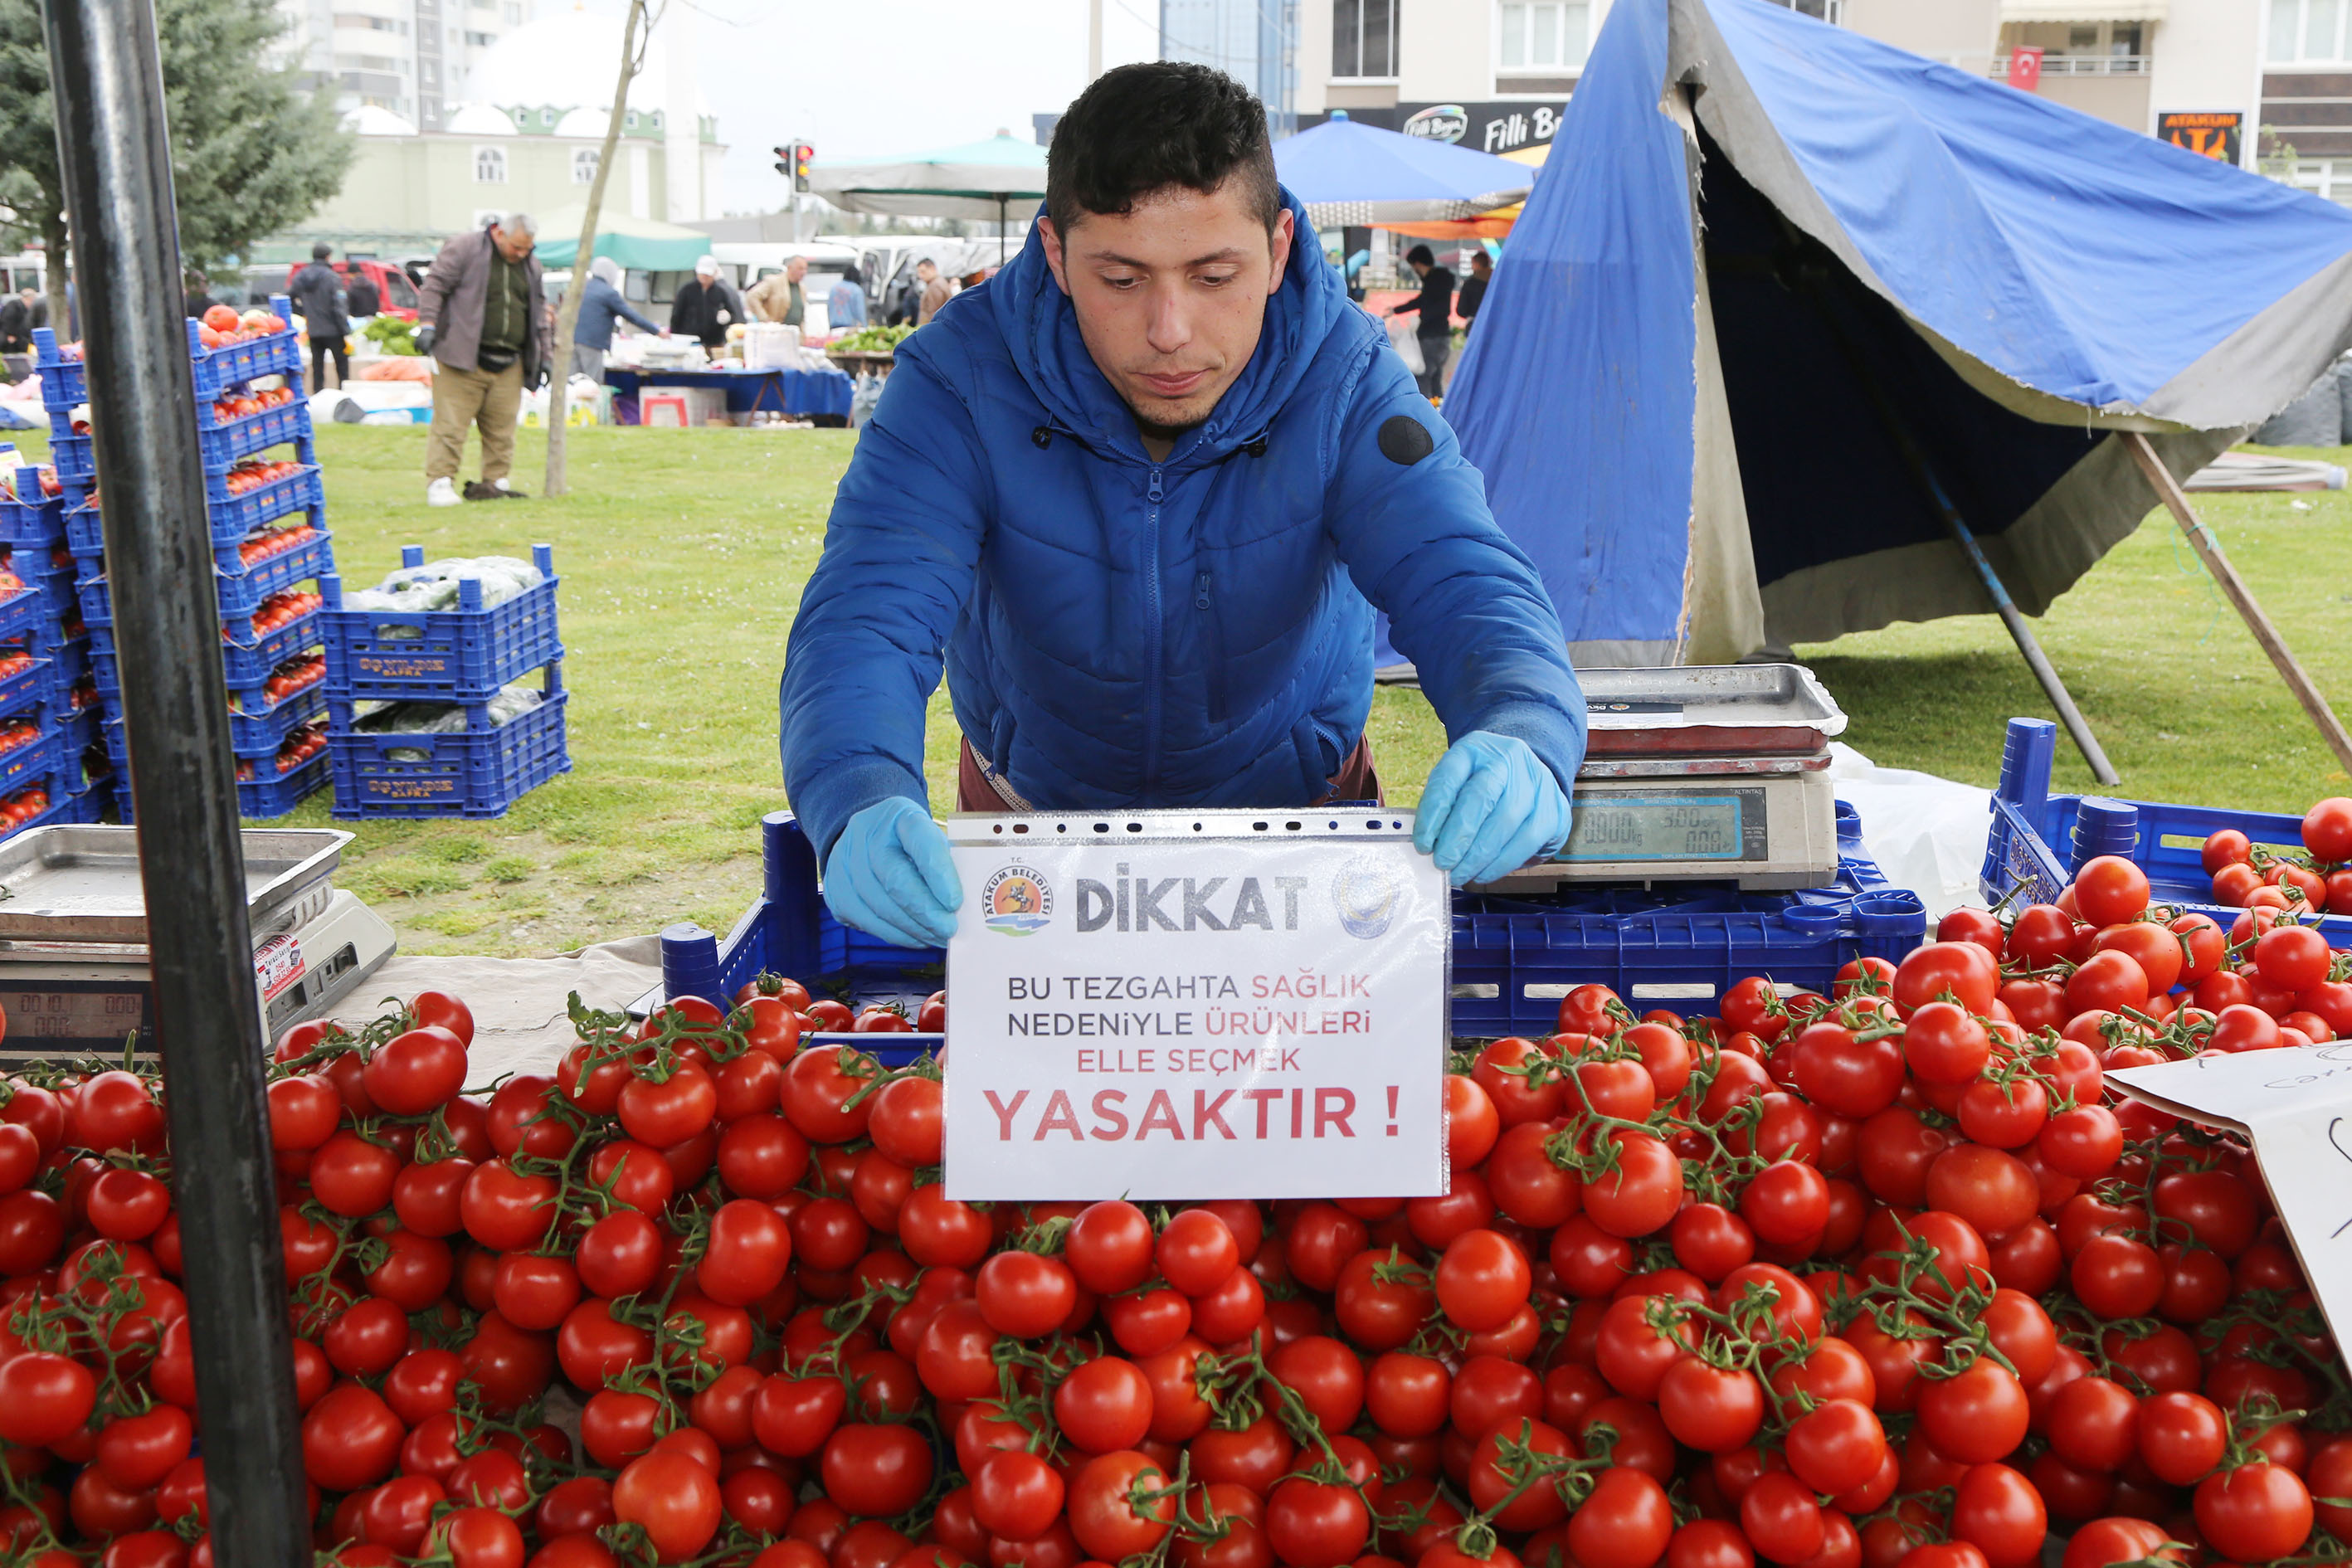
[0,0,352,333]
[543,0,662,498]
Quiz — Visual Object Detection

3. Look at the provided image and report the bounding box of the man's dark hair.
[312,241,333,261]
[1471,251,1493,271]
[1405,243,1434,265]
[1047,62,1281,235]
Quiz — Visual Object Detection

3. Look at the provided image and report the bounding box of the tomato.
[460,1159,558,1250]
[1916,1357,2028,1464]
[1656,1358,1764,1454]
[1582,1129,1682,1238]
[1950,1463,2044,1568]
[782,1047,875,1143]
[971,1449,1064,1541]
[1068,1451,1175,1561]
[2194,1461,2313,1563]
[1446,1072,1502,1166]
[975,1249,1077,1338]
[2072,856,2150,926]
[1066,1199,1157,1293]
[2068,1234,2162,1319]
[698,1198,792,1307]
[1792,1023,1905,1118]
[1570,1467,1675,1568]
[1785,1400,1887,1495]
[300,1383,402,1492]
[2064,952,2148,1017]
[2305,797,2352,861]
[363,1025,468,1114]
[1054,1354,1154,1452]
[0,1351,93,1447]
[309,1130,402,1217]
[617,1061,718,1147]
[868,1077,943,1166]
[1434,1228,1531,1331]
[613,1451,724,1562]
[1157,1208,1240,1296]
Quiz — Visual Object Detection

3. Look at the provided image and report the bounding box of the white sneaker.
[491,476,512,493]
[426,477,460,508]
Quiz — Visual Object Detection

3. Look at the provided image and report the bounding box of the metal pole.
[39,0,310,1562]
[2123,431,2352,776]
[1089,0,1103,80]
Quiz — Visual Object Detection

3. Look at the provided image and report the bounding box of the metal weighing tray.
[1581,665,1847,759]
[0,825,353,942]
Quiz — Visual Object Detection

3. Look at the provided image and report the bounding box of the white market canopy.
[808,134,1048,223]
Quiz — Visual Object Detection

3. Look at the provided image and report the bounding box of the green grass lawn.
[13,417,2347,956]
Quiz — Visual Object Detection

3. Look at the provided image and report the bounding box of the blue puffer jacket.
[780,188,1585,860]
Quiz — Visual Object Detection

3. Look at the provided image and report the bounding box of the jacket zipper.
[1143,465,1165,793]
[1196,570,1225,724]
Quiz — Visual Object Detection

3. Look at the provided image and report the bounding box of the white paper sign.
[2109,1043,2352,1355]
[941,811,1450,1201]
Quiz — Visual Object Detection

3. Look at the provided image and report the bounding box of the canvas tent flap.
[1444,0,2352,655]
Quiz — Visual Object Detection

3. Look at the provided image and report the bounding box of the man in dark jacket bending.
[779,63,1584,948]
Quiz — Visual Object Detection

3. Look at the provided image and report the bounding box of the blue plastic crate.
[323,543,561,702]
[77,527,334,625]
[56,779,110,825]
[65,468,323,555]
[51,392,310,488]
[654,805,1929,1045]
[0,470,62,552]
[91,608,321,691]
[94,649,323,757]
[0,584,46,651]
[0,728,61,796]
[328,670,570,819]
[35,297,300,414]
[114,743,327,824]
[1981,716,2352,946]
[11,547,80,623]
[0,653,51,722]
[0,767,86,842]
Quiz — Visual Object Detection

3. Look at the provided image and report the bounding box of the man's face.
[1040,182,1292,436]
[491,226,534,264]
[786,258,807,282]
[917,261,937,282]
[696,266,718,287]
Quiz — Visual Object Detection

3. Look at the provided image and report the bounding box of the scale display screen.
[4,986,146,1041]
[1561,788,1768,864]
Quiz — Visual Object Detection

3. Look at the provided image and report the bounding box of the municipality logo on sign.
[982,864,1053,935]
[1332,855,1403,939]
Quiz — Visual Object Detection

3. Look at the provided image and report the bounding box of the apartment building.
[276,0,531,131]
[1282,0,2352,200]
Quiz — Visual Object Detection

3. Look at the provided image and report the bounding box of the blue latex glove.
[1415,731,1573,887]
[822,796,963,948]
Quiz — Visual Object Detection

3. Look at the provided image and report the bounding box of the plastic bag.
[353,683,544,761]
[342,557,548,632]
[1386,315,1424,377]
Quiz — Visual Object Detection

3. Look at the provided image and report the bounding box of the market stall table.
[603,362,854,424]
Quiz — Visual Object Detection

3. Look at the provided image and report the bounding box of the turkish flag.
[2010,46,2044,90]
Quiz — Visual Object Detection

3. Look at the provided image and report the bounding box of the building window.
[464,29,492,44]
[2272,0,2348,59]
[1499,1,1591,71]
[2285,158,2352,200]
[475,144,506,182]
[1332,0,1395,78]
[572,146,600,183]
[504,2,521,21]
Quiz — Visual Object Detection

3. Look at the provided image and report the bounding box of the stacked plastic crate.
[0,460,106,832]
[323,543,570,818]
[35,297,337,820]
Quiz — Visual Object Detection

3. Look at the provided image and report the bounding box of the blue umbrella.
[1274,115,1534,226]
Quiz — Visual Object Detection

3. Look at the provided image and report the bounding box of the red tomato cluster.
[0,718,41,757]
[0,851,2345,1568]
[237,522,320,568]
[232,652,326,713]
[0,784,51,833]
[2202,797,2352,917]
[0,651,32,683]
[1,469,60,503]
[260,721,329,777]
[239,589,324,640]
[222,459,304,498]
[211,387,298,424]
[193,305,288,350]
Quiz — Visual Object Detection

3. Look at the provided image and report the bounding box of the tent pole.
[2122,431,2352,776]
[1000,195,1009,263]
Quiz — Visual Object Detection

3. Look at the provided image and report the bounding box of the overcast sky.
[626,0,1162,215]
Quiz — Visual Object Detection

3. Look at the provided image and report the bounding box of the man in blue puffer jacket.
[781,63,1586,948]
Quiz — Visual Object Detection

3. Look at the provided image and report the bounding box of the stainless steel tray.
[1582,665,1848,735]
[0,825,353,942]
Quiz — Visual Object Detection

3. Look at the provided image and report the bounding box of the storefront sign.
[2110,1044,2352,1355]
[1319,101,1564,157]
[2158,111,2243,164]
[940,812,1450,1201]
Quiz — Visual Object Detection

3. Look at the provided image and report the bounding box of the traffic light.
[772,144,791,180]
[792,142,815,193]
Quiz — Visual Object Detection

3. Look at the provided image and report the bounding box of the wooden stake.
[2124,430,2352,777]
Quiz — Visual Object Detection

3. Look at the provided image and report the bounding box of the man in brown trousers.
[416,212,548,506]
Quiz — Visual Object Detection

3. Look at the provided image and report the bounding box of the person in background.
[827,264,868,332]
[914,257,952,326]
[416,211,547,507]
[346,267,382,321]
[290,241,352,392]
[0,287,31,382]
[571,256,665,382]
[745,255,808,328]
[182,269,212,322]
[1457,250,1493,328]
[1343,247,1370,303]
[670,255,739,350]
[1385,242,1457,400]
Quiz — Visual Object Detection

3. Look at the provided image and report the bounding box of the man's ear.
[1267,207,1294,295]
[1039,218,1071,296]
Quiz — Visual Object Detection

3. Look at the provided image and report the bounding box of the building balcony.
[1989,51,2151,74]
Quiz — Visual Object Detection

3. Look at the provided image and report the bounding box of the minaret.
[663,1,699,222]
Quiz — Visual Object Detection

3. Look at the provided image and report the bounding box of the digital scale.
[1476,665,1848,893]
[0,826,397,1064]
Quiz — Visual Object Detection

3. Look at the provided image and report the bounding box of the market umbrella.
[1377,145,1548,239]
[534,203,714,270]
[809,134,1048,260]
[1273,114,1531,227]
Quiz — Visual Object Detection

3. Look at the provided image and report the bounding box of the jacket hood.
[981,184,1354,461]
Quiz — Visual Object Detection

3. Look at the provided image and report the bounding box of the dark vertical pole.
[39,0,310,1562]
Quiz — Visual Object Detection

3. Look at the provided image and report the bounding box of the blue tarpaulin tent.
[1273,114,1532,226]
[1442,0,2352,665]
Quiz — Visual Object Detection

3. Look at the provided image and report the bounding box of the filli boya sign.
[940,811,1450,1201]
